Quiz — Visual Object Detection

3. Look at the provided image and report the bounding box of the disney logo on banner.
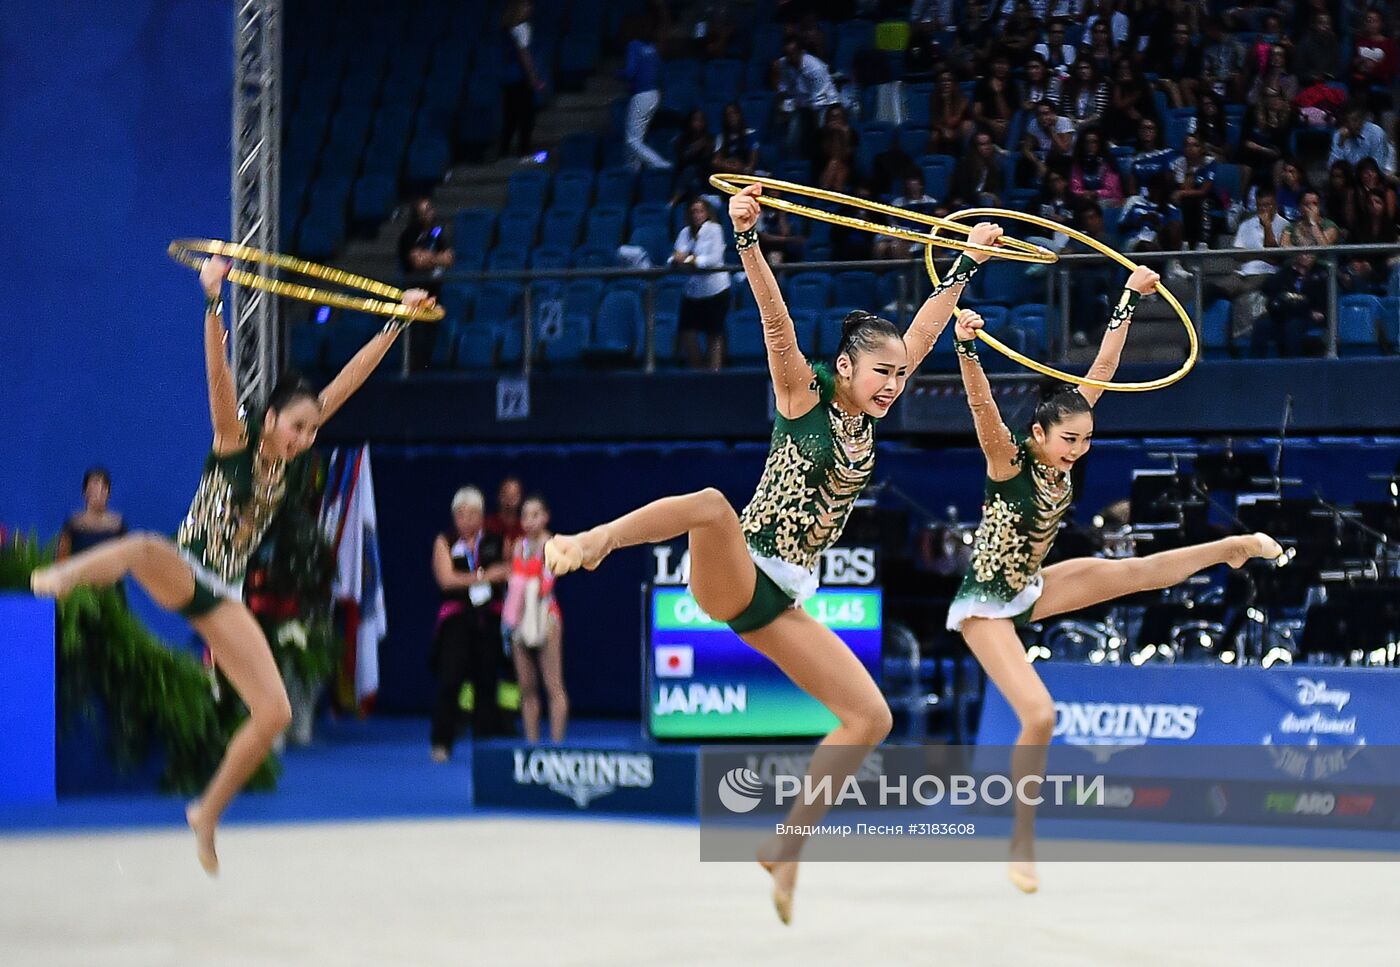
[1295,679,1351,712]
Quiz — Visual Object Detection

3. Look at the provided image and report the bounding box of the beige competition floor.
[0,816,1391,966]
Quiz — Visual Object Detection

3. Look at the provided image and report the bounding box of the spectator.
[1020,56,1062,113]
[904,17,946,79]
[621,19,670,171]
[1033,19,1078,78]
[1247,14,1287,74]
[1059,59,1109,131]
[57,467,126,560]
[814,103,859,191]
[1151,22,1203,108]
[1247,43,1299,106]
[485,475,525,549]
[1342,188,1400,292]
[1017,129,1050,187]
[671,198,730,370]
[1233,186,1287,274]
[1328,105,1397,178]
[1349,9,1398,95]
[1240,86,1294,185]
[1201,16,1247,101]
[973,55,1018,145]
[671,109,715,205]
[870,137,920,200]
[1037,170,1076,226]
[1254,252,1328,357]
[712,102,759,177]
[1128,117,1179,196]
[755,208,806,266]
[1271,158,1309,222]
[1106,58,1156,146]
[953,130,1008,207]
[431,487,511,761]
[1192,90,1231,159]
[947,0,997,77]
[1120,173,1184,253]
[1070,128,1124,207]
[1293,10,1343,83]
[1064,202,1123,343]
[1355,156,1398,216]
[1172,133,1217,249]
[1030,98,1076,177]
[499,0,544,159]
[693,3,737,59]
[397,198,455,277]
[928,69,975,154]
[795,13,829,63]
[1324,159,1355,232]
[504,494,567,745]
[892,173,939,212]
[1079,18,1117,78]
[993,2,1039,63]
[1084,0,1129,47]
[1282,188,1341,248]
[774,36,840,156]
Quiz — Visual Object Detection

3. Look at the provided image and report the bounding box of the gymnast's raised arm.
[317,290,435,421]
[199,256,247,455]
[953,308,1020,481]
[1078,266,1158,407]
[729,184,820,419]
[903,223,1002,373]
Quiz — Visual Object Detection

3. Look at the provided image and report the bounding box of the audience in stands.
[1029,98,1076,177]
[774,35,839,156]
[431,486,511,761]
[814,103,859,191]
[1241,86,1294,184]
[1329,105,1397,176]
[1342,187,1400,292]
[672,198,729,371]
[928,68,975,154]
[712,103,760,178]
[499,0,544,160]
[953,129,1007,207]
[972,55,1017,145]
[1294,11,1343,86]
[1105,58,1155,146]
[1349,9,1398,98]
[756,208,805,266]
[1059,59,1109,132]
[1283,189,1341,249]
[672,108,715,205]
[622,18,670,171]
[1127,116,1178,196]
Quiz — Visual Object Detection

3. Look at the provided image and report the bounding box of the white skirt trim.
[946,574,1043,632]
[748,547,819,605]
[177,549,244,603]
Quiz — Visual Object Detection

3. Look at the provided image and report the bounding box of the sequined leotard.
[175,417,306,612]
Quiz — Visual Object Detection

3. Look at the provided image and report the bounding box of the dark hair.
[82,466,111,491]
[836,310,900,361]
[522,492,550,513]
[1032,381,1091,431]
[266,371,320,415]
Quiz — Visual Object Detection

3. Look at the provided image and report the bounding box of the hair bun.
[1037,379,1079,403]
[841,310,877,339]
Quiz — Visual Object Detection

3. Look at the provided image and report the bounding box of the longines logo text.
[512,749,654,807]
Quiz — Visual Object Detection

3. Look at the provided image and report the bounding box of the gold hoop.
[924,208,1198,392]
[167,239,445,322]
[708,174,1058,263]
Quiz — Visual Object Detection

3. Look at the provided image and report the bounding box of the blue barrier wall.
[0,595,56,803]
[0,1,231,641]
[369,436,1400,719]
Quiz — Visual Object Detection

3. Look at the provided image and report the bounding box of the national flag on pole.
[321,445,386,713]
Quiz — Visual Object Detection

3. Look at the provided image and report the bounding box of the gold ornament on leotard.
[168,239,445,323]
[708,174,1058,263]
[925,209,1199,392]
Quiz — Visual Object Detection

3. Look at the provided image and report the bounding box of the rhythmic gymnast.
[30,256,432,875]
[948,275,1281,894]
[546,183,1001,924]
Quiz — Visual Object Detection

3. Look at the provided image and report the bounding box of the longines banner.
[977,664,1400,760]
[472,744,697,815]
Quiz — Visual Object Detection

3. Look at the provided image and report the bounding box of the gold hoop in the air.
[925,209,1198,392]
[708,174,1057,263]
[168,239,445,322]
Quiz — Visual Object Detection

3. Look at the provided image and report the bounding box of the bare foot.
[544,529,612,576]
[1008,837,1038,893]
[29,566,73,599]
[1226,533,1284,568]
[186,801,219,877]
[756,841,799,925]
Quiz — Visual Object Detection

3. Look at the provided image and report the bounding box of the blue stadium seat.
[1165,108,1195,151]
[584,206,628,248]
[630,201,672,234]
[453,209,496,261]
[895,124,930,163]
[738,92,775,139]
[791,310,819,355]
[595,167,638,208]
[726,308,764,363]
[564,279,605,317]
[573,246,618,269]
[552,170,594,210]
[439,283,477,326]
[428,321,461,369]
[455,326,498,371]
[835,21,875,75]
[629,224,671,266]
[819,308,856,357]
[1201,298,1231,359]
[968,260,1031,307]
[1380,296,1400,349]
[1338,295,1382,356]
[1006,305,1048,356]
[288,323,325,373]
[497,209,541,251]
[702,59,744,100]
[506,168,552,212]
[919,155,955,201]
[324,312,381,370]
[542,207,585,247]
[555,132,600,171]
[531,247,570,270]
[788,274,831,313]
[351,173,398,226]
[540,313,589,365]
[488,247,529,271]
[592,288,645,356]
[477,281,523,325]
[858,122,895,174]
[904,83,934,127]
[405,132,450,188]
[638,168,674,204]
[832,271,878,310]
